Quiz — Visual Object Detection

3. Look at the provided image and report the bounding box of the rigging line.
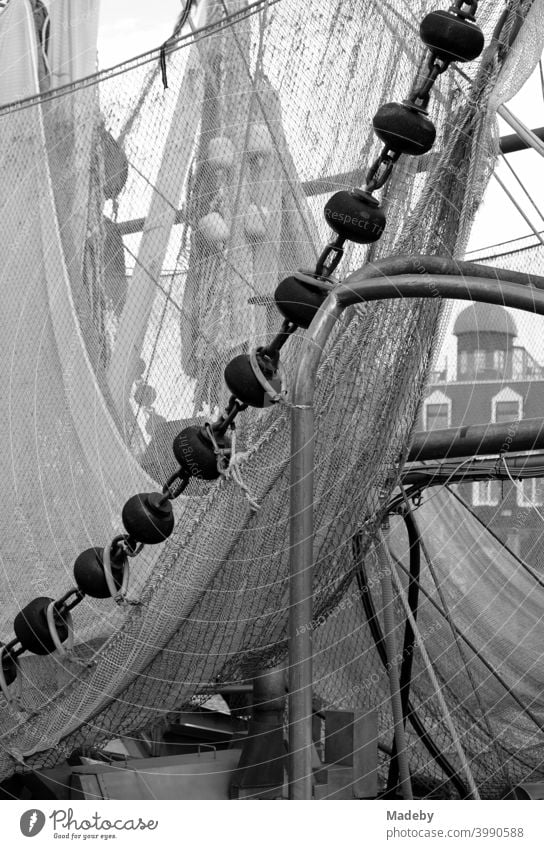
[401,457,477,511]
[408,510,510,786]
[123,239,262,345]
[352,535,469,799]
[498,104,544,160]
[386,496,421,795]
[384,534,534,776]
[492,169,544,246]
[219,0,319,255]
[501,455,544,524]
[127,158,184,215]
[445,484,544,592]
[539,60,544,105]
[128,222,190,440]
[0,0,284,122]
[382,533,481,800]
[391,522,530,780]
[466,238,544,263]
[500,152,544,224]
[464,229,544,257]
[390,531,544,740]
[377,537,413,800]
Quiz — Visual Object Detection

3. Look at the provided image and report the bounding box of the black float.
[373,103,436,156]
[419,10,484,64]
[14,597,69,656]
[74,546,125,599]
[324,190,386,244]
[122,493,175,544]
[173,425,229,479]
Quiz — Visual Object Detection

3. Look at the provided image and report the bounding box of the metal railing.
[287,254,544,799]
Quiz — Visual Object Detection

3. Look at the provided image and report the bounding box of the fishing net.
[0,0,542,798]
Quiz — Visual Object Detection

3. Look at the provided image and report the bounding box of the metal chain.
[365,149,401,193]
[449,0,478,21]
[2,0,484,700]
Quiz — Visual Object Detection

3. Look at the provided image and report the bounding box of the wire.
[500,153,544,225]
[465,231,544,260]
[383,533,481,800]
[501,455,544,524]
[492,170,544,246]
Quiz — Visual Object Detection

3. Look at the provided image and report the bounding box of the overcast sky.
[97,0,182,69]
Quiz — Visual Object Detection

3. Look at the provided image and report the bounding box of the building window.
[492,388,522,424]
[495,401,521,423]
[474,351,486,373]
[517,478,544,508]
[425,404,449,431]
[494,350,505,371]
[459,351,468,375]
[472,480,501,506]
[423,391,451,431]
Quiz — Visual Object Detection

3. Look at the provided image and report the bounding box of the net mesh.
[0,0,540,798]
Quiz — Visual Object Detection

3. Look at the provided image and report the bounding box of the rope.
[501,455,544,524]
[380,531,481,800]
[500,152,544,225]
[492,170,544,246]
[376,534,413,800]
[208,424,261,511]
[408,504,510,788]
[249,348,286,404]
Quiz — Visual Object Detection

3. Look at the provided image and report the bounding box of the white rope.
[380,530,481,800]
[249,348,287,404]
[501,455,544,524]
[220,428,261,512]
[45,603,94,668]
[103,541,132,604]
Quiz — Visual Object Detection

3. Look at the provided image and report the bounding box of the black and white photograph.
[0,1,544,845]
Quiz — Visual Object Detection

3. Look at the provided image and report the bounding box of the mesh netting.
[0,0,541,797]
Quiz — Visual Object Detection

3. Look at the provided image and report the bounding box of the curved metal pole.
[288,256,544,799]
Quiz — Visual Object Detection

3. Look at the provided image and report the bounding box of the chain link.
[408,55,449,109]
[2,0,484,700]
[449,0,478,21]
[365,149,401,193]
[315,236,345,277]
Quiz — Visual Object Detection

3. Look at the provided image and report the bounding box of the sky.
[94,1,544,374]
[97,0,183,70]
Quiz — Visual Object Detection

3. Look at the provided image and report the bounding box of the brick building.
[419,302,544,560]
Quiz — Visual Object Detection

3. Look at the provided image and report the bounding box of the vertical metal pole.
[286,257,544,800]
[288,402,315,800]
[288,300,342,800]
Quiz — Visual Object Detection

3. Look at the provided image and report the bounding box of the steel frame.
[287,255,544,799]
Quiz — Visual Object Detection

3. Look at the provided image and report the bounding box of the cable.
[383,533,481,800]
[500,152,544,225]
[386,501,421,795]
[501,454,544,524]
[377,532,413,800]
[492,170,544,246]
[411,510,510,789]
[353,535,469,799]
